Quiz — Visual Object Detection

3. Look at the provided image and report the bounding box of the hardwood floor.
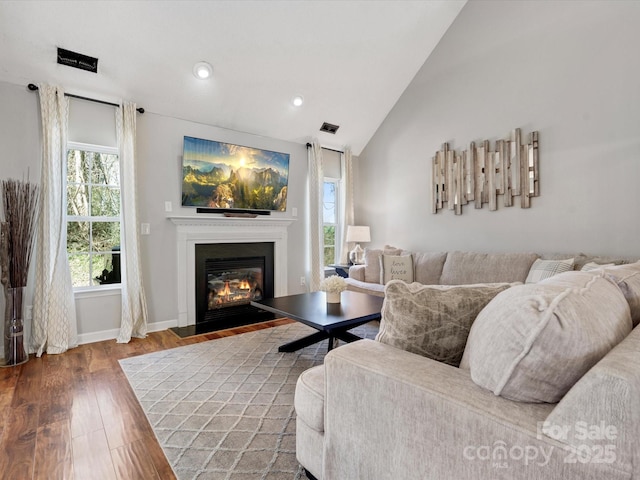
[0,318,293,480]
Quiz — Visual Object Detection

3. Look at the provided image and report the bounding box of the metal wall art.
[432,128,539,214]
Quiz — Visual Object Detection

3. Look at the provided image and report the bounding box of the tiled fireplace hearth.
[169,215,294,327]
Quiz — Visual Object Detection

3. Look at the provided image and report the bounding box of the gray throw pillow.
[375,280,512,367]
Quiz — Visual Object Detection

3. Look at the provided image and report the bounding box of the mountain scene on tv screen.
[181,137,289,211]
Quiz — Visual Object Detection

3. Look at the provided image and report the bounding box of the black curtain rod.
[27,83,144,114]
[306,142,343,154]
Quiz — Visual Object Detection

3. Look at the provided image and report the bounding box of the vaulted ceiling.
[0,1,465,155]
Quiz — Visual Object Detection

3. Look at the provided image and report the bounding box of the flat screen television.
[181,136,289,212]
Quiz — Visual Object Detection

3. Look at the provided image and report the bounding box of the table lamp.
[346,225,371,265]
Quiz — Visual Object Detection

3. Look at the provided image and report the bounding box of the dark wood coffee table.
[251,291,383,352]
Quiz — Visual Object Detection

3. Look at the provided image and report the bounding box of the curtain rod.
[306,142,343,154]
[27,83,144,114]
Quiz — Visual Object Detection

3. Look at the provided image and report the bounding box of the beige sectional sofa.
[295,251,640,480]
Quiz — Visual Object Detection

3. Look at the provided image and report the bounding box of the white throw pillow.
[581,261,615,272]
[525,258,574,283]
[379,254,414,284]
[464,270,632,403]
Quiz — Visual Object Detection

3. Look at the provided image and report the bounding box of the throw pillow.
[363,245,402,284]
[581,261,615,272]
[602,261,640,327]
[379,254,414,284]
[463,270,632,403]
[376,280,512,367]
[525,258,574,283]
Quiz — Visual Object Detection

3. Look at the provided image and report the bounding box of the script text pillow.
[363,246,402,283]
[464,271,632,403]
[525,258,574,283]
[376,281,512,367]
[379,254,414,284]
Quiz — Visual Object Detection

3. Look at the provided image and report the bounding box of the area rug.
[119,321,379,480]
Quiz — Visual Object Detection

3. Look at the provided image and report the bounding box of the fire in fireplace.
[206,257,264,310]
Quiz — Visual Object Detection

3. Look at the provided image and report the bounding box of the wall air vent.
[57,47,98,73]
[320,122,340,134]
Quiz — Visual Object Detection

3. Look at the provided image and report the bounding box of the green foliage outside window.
[66,148,121,287]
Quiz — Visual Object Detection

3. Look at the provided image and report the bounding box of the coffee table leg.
[278,330,329,352]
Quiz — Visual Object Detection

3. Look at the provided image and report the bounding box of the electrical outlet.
[141,223,150,235]
[25,305,33,321]
[300,276,306,286]
[164,201,172,212]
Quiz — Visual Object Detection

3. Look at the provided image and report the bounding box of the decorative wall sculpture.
[432,128,539,214]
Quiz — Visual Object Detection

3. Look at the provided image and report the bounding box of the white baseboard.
[77,319,179,345]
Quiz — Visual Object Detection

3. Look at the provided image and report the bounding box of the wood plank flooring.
[0,318,293,480]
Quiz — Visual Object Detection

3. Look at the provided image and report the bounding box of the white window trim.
[66,141,122,292]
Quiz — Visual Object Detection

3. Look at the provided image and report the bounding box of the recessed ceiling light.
[292,95,304,107]
[193,61,213,80]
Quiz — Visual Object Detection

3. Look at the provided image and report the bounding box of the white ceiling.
[0,0,465,155]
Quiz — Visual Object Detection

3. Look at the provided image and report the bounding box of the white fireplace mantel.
[168,214,296,327]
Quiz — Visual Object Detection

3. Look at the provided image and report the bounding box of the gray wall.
[0,80,309,342]
[355,0,640,257]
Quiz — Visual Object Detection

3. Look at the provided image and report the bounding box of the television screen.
[181,136,289,211]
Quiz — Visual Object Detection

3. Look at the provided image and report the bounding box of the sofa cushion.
[603,261,640,327]
[440,251,538,285]
[376,280,512,367]
[525,257,574,283]
[379,254,414,284]
[294,365,325,432]
[464,270,632,403]
[363,246,402,283]
[413,251,447,285]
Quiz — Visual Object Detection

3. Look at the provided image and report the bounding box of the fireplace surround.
[169,215,294,328]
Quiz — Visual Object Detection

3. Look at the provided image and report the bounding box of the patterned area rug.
[119,321,379,480]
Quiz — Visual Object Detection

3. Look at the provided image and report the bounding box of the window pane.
[68,253,90,287]
[91,253,120,286]
[67,149,90,185]
[323,225,335,247]
[323,182,335,203]
[91,222,120,252]
[67,184,89,216]
[67,221,90,253]
[323,181,336,223]
[91,186,120,216]
[324,247,335,266]
[91,153,120,185]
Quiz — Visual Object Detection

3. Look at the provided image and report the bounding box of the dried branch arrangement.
[1,179,39,366]
[432,128,539,215]
[1,179,39,288]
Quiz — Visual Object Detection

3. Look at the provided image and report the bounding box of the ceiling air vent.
[57,47,98,73]
[320,122,340,134]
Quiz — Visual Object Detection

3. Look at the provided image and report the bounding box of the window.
[323,180,339,266]
[66,143,121,288]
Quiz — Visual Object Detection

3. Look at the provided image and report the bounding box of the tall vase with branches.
[1,179,39,366]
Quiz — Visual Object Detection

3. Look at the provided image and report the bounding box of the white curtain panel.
[116,102,148,343]
[339,147,354,264]
[32,84,78,356]
[308,140,324,291]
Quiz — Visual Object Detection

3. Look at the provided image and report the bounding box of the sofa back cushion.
[376,280,512,367]
[463,270,632,403]
[440,251,538,285]
[413,252,448,285]
[602,261,640,327]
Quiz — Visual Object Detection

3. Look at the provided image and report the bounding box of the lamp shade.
[346,225,371,243]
